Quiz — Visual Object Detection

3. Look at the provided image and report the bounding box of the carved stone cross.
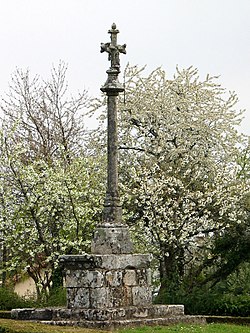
[101,23,126,69]
[91,23,133,254]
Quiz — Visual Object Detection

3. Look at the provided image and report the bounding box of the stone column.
[91,23,133,254]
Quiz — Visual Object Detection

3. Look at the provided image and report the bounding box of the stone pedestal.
[11,226,206,329]
[60,254,152,309]
[91,223,133,254]
[11,306,206,330]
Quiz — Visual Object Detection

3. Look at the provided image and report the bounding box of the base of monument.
[42,316,206,330]
[11,305,206,330]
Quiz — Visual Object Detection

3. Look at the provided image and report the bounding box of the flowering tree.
[115,66,248,296]
[204,141,250,287]
[0,65,104,299]
[0,144,103,298]
[1,62,89,162]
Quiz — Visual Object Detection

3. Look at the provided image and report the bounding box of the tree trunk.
[157,245,185,302]
[1,245,7,286]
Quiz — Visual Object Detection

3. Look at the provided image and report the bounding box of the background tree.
[1,62,89,162]
[111,65,249,299]
[0,64,105,300]
[204,143,250,287]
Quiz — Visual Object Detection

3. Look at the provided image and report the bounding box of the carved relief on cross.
[101,23,126,69]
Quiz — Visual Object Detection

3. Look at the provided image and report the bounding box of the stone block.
[109,287,127,307]
[124,286,133,305]
[60,253,152,271]
[136,269,151,286]
[91,225,133,254]
[60,254,102,270]
[12,304,187,323]
[67,288,89,309]
[99,254,152,270]
[66,270,104,288]
[90,288,109,308]
[105,271,123,287]
[123,270,137,286]
[132,286,152,306]
[11,308,34,320]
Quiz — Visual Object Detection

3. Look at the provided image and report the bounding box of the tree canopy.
[0,64,104,299]
[113,65,249,295]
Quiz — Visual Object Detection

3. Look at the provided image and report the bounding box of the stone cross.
[100,23,126,225]
[91,23,133,254]
[101,23,126,69]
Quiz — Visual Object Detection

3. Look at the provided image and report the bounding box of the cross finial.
[101,23,126,69]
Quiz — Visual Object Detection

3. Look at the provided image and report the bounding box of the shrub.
[44,287,66,307]
[0,288,33,310]
[156,285,250,317]
[0,286,66,310]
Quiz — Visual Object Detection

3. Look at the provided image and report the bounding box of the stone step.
[42,315,206,330]
[12,305,184,322]
[52,305,184,321]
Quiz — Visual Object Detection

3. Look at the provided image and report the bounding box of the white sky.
[0,0,249,134]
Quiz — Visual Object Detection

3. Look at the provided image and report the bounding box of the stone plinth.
[91,224,133,254]
[59,254,152,309]
[11,306,206,330]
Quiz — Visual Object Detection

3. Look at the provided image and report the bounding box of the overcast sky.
[0,0,249,134]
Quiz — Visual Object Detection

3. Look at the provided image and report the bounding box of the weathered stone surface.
[132,286,152,306]
[91,225,133,254]
[11,308,53,321]
[11,305,185,321]
[99,254,152,270]
[90,288,109,308]
[12,306,208,330]
[123,270,137,286]
[66,270,104,288]
[61,254,153,309]
[60,254,152,270]
[67,288,90,309]
[105,271,123,287]
[42,316,206,330]
[60,254,102,270]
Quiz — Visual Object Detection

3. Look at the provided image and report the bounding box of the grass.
[0,320,249,333]
[0,319,107,333]
[120,323,250,332]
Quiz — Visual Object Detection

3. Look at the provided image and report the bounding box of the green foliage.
[45,287,66,307]
[0,286,66,310]
[0,64,105,298]
[205,222,250,285]
[0,151,104,298]
[33,287,67,308]
[0,288,33,310]
[184,291,250,317]
[156,263,250,316]
[158,288,237,316]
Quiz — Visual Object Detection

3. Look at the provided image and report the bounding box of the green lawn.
[120,323,250,333]
[0,320,250,333]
